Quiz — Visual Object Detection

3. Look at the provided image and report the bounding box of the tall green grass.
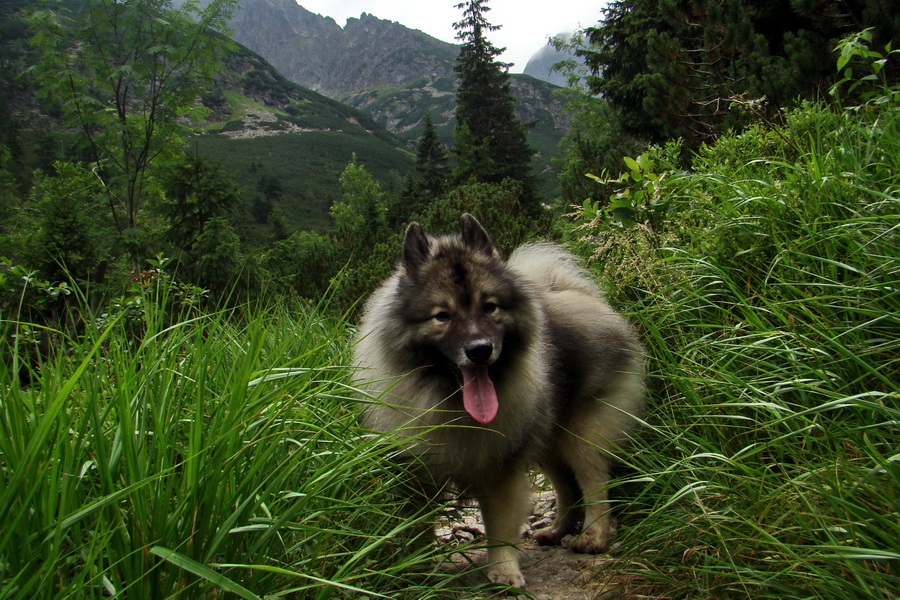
[591,103,899,598]
[0,280,468,599]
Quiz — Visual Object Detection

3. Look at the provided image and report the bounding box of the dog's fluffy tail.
[508,243,603,298]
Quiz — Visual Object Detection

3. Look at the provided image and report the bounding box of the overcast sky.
[297,0,606,72]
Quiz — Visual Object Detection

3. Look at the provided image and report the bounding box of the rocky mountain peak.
[221,0,568,167]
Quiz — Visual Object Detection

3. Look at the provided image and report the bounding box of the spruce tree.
[415,111,451,202]
[452,0,536,207]
[394,112,452,225]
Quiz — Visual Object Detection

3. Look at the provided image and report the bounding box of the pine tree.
[390,114,452,227]
[159,150,242,289]
[415,111,451,202]
[452,0,536,207]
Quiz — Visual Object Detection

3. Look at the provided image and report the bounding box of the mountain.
[523,34,579,87]
[226,2,457,101]
[219,0,569,161]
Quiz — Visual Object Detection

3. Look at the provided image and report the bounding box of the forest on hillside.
[1,1,898,598]
[0,0,897,316]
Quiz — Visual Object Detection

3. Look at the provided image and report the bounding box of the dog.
[353,214,645,587]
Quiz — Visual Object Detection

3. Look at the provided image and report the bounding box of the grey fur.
[353,214,645,588]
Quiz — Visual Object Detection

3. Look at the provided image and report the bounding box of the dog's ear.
[460,213,496,257]
[402,221,430,276]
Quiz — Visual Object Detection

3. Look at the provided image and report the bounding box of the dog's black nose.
[464,342,494,365]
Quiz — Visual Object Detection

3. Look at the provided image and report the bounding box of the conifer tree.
[452,0,536,207]
[415,111,451,202]
[394,112,451,226]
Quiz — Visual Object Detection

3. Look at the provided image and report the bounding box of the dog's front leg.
[477,471,531,588]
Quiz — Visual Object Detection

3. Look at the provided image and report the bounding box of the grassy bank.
[583,102,899,598]
[0,281,468,599]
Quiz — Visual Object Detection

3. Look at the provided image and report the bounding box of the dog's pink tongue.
[461,366,498,424]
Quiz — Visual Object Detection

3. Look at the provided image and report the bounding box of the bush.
[416,178,551,254]
[29,162,113,284]
[262,230,340,300]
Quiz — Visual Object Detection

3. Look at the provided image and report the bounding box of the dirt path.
[436,491,631,600]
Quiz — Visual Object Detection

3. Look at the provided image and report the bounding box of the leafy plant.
[584,154,656,228]
[26,0,236,253]
[830,28,900,106]
[581,147,681,232]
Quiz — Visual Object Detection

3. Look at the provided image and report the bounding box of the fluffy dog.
[353,214,645,587]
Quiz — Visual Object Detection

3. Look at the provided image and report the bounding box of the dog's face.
[393,215,531,423]
[409,248,509,370]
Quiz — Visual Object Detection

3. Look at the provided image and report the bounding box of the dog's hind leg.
[533,455,583,546]
[477,470,531,588]
[561,437,615,554]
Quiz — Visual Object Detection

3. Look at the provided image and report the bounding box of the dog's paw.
[486,564,526,588]
[569,530,610,554]
[532,525,565,546]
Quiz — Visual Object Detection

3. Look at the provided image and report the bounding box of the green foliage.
[830,27,900,106]
[552,94,644,210]
[582,149,676,232]
[452,0,537,208]
[417,179,548,254]
[29,162,113,283]
[326,157,399,309]
[581,0,900,147]
[257,150,555,313]
[99,255,210,336]
[414,111,451,206]
[549,30,650,210]
[0,255,72,324]
[155,151,244,293]
[26,0,236,245]
[0,146,27,254]
[190,216,242,292]
[252,174,283,224]
[262,231,340,300]
[192,131,414,232]
[574,101,899,598]
[160,151,240,246]
[330,155,389,248]
[262,160,555,313]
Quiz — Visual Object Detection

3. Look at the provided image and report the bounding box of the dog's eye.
[432,310,451,323]
[483,301,498,314]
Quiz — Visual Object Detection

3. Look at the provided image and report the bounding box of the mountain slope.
[199,42,415,232]
[228,3,459,101]
[221,0,569,143]
[523,34,578,87]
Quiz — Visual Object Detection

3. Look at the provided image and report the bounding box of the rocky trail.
[435,491,653,600]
